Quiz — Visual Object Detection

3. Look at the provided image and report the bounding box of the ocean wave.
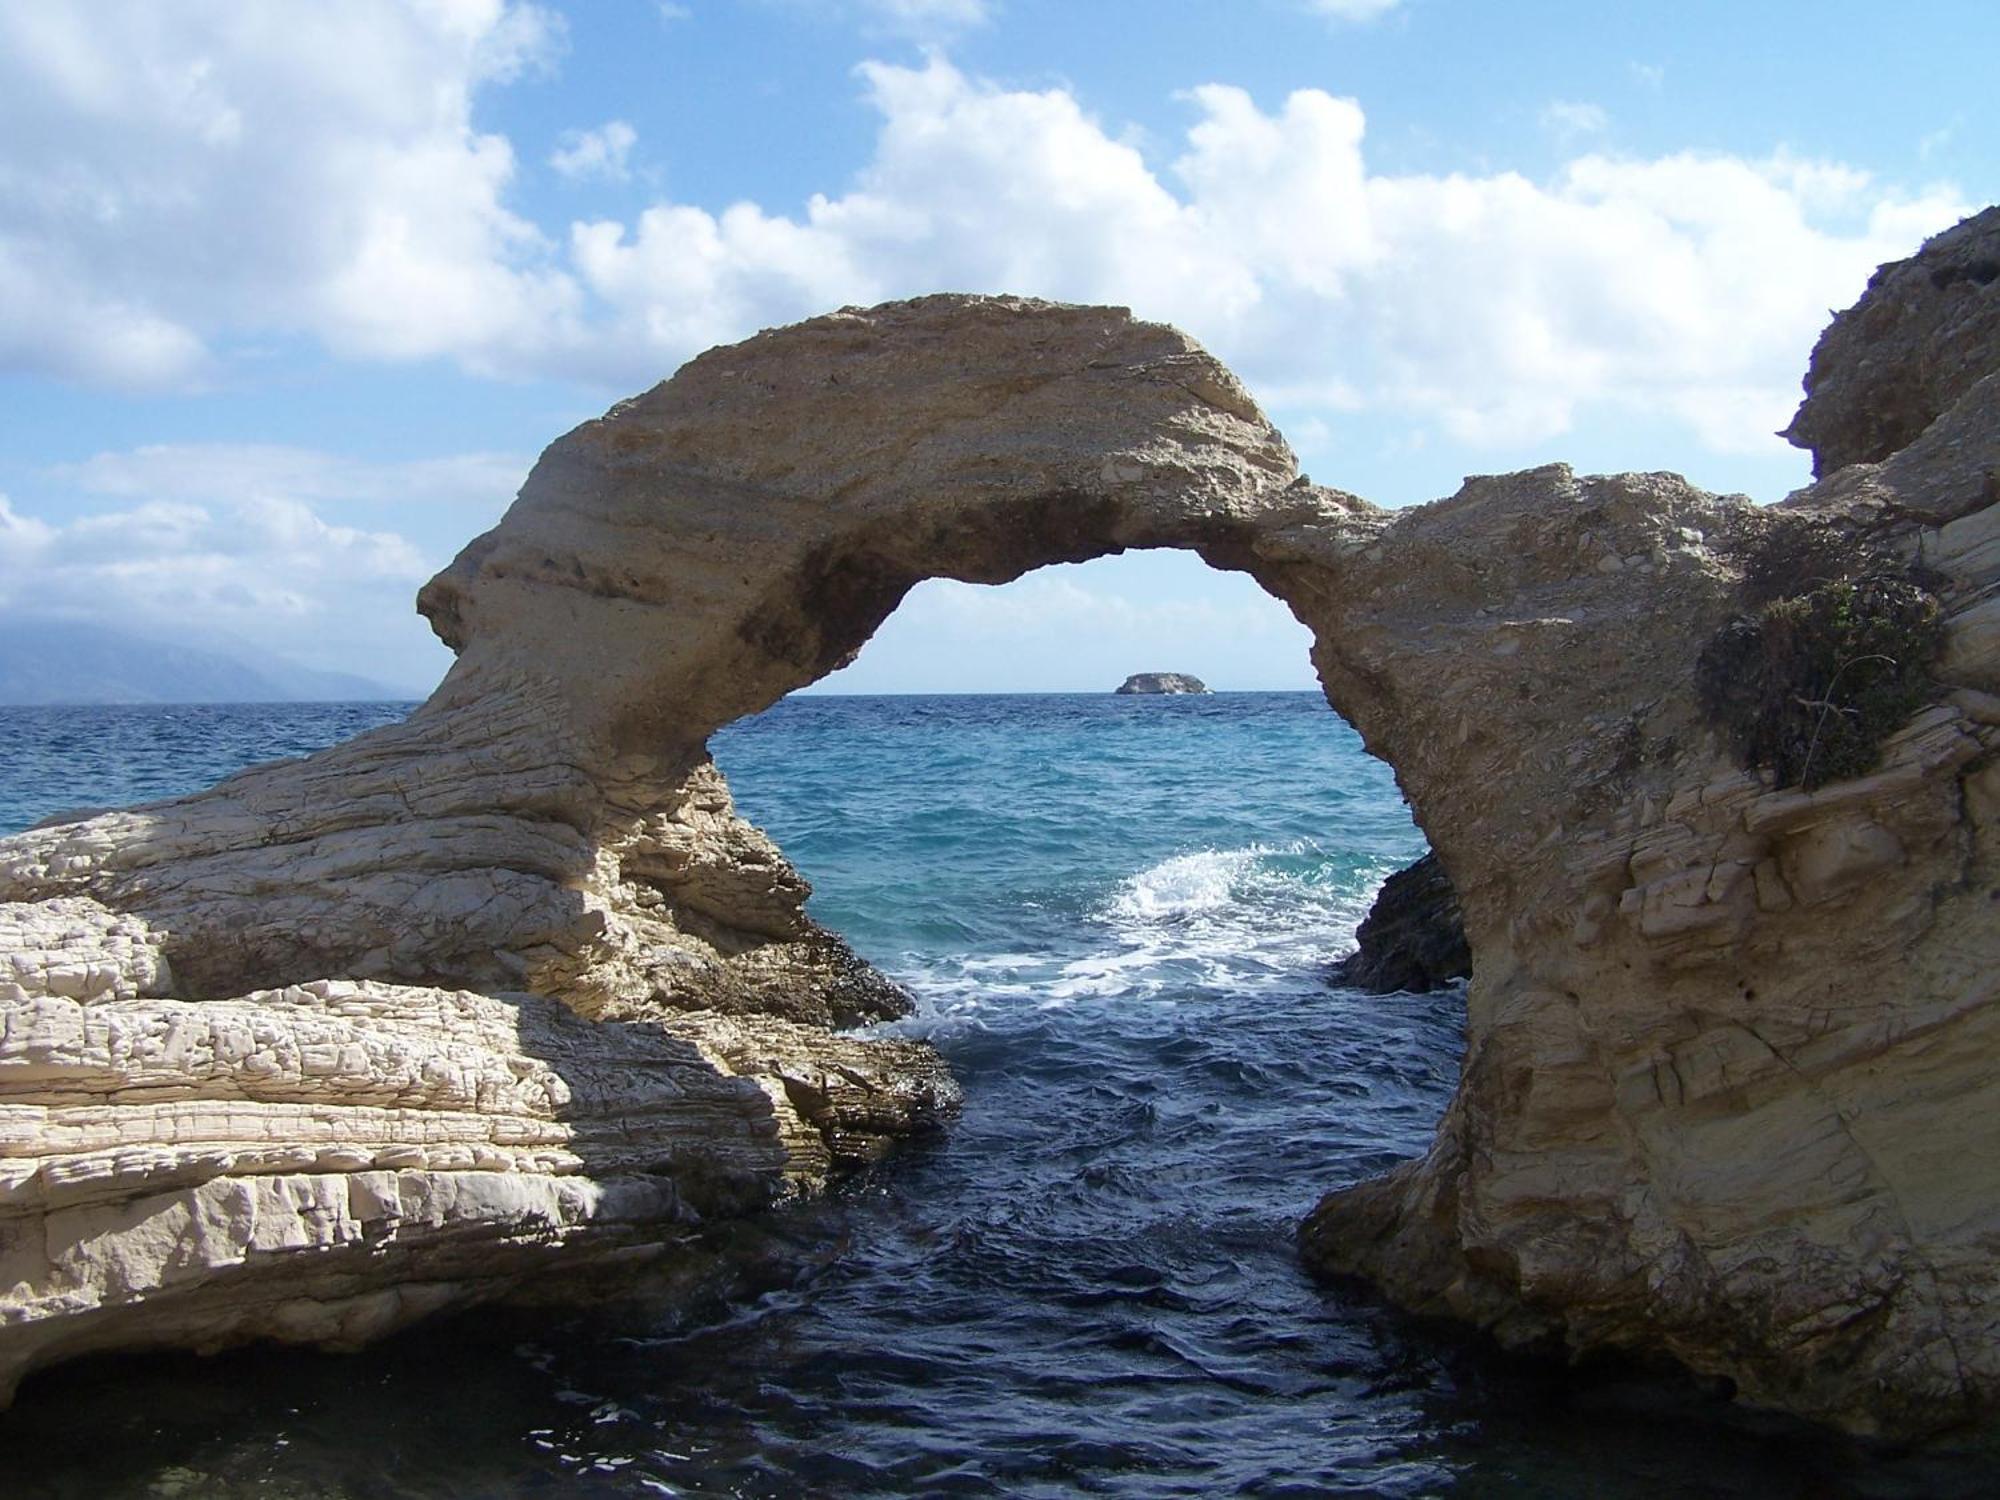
[1103,845,1270,922]
[1096,839,1385,948]
[881,842,1402,1026]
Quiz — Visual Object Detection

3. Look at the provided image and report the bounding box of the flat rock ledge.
[4,215,2000,1440]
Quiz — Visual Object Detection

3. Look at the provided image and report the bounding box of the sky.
[0,0,1993,696]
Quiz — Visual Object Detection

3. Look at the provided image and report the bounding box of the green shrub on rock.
[1697,565,1944,791]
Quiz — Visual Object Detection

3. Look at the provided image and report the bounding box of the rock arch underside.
[5,208,2000,1439]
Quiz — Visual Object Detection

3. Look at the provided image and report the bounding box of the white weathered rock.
[2,250,1998,1439]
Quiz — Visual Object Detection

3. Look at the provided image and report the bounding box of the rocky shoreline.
[4,209,1999,1438]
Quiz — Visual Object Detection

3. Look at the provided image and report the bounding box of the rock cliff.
[1782,205,2000,476]
[1302,207,2000,1439]
[2,216,1998,1438]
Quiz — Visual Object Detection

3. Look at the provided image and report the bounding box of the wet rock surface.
[1331,852,1470,994]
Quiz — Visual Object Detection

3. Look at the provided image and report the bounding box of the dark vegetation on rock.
[1331,852,1470,994]
[1699,517,1946,790]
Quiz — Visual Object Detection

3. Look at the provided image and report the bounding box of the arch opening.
[709,548,1465,1014]
[682,549,1472,1471]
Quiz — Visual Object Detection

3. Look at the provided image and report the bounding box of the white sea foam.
[1081,842,1391,1000]
[878,842,1408,1029]
[1104,846,1266,922]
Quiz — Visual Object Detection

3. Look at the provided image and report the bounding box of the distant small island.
[1114,672,1209,695]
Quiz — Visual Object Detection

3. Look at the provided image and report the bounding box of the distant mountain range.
[0,617,411,704]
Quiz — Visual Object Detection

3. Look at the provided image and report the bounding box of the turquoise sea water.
[0,696,1986,1497]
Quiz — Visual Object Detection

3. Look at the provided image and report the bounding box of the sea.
[0,696,1987,1498]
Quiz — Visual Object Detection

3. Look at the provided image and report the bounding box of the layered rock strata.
[1304,207,2000,1438]
[0,296,1297,1403]
[2,214,1998,1437]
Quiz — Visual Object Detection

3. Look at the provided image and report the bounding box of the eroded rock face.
[1782,204,2000,476]
[1302,210,2000,1440]
[2,243,1998,1439]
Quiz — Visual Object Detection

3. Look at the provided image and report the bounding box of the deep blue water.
[0,701,418,832]
[0,697,1987,1497]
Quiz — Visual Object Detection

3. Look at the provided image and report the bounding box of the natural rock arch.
[4,209,2000,1439]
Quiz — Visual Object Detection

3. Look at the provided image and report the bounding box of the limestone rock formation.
[1782,204,2000,476]
[1115,672,1209,694]
[1302,208,2000,1440]
[3,222,1999,1440]
[0,295,1293,1405]
[1330,852,1470,994]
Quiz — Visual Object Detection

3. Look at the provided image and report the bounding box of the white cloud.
[0,491,424,623]
[558,59,1966,453]
[550,120,637,182]
[0,0,575,387]
[1301,0,1405,22]
[1629,62,1666,92]
[0,445,529,686]
[0,20,1968,462]
[1541,100,1609,140]
[0,495,57,559]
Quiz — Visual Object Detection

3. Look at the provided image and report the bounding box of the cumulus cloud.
[0,496,56,559]
[550,120,637,182]
[0,16,1968,459]
[0,445,528,685]
[559,59,1966,453]
[0,491,424,623]
[0,0,575,387]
